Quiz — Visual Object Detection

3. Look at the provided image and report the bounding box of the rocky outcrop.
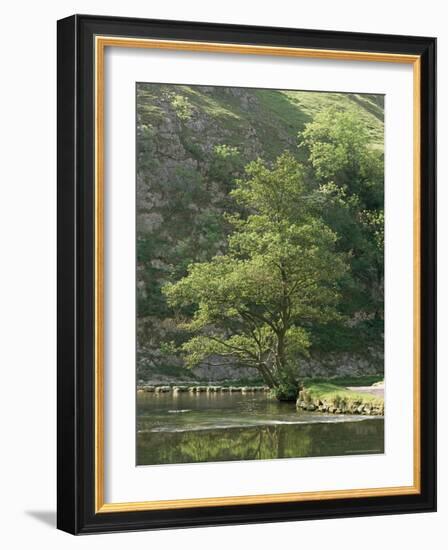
[298,349,384,378]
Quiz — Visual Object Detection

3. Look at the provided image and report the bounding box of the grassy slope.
[256,90,383,144]
[303,382,383,405]
[190,87,383,156]
[138,84,384,160]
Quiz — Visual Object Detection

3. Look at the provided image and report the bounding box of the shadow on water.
[137,392,384,466]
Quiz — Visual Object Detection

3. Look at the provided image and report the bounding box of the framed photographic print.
[57,14,436,534]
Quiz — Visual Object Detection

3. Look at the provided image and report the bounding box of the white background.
[0,0,444,547]
[105,48,414,502]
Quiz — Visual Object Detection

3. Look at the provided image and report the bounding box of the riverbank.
[297,382,384,416]
[137,376,385,415]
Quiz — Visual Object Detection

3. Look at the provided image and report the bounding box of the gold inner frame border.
[94,35,421,513]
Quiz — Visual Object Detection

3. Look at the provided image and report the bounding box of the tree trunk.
[275,330,286,374]
[257,363,277,388]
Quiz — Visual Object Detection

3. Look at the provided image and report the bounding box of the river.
[137,391,384,466]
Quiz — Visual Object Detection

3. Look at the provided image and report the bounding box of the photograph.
[136,83,386,466]
[54,13,436,534]
[0,0,442,545]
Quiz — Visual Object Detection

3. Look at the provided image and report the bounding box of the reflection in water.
[137,392,384,465]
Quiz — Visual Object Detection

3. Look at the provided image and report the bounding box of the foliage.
[270,383,300,401]
[164,152,347,397]
[309,318,384,353]
[208,144,243,185]
[170,93,193,120]
[300,108,384,320]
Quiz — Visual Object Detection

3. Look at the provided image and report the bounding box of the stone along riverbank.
[137,384,270,394]
[296,382,384,416]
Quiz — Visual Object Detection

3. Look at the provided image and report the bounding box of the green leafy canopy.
[163,152,347,395]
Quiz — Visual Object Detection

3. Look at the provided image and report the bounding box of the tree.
[300,108,384,322]
[163,152,347,400]
[300,107,383,204]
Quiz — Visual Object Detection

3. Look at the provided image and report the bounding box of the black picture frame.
[57,14,436,535]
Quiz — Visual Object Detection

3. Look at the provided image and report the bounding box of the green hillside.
[138,85,383,161]
[136,84,384,383]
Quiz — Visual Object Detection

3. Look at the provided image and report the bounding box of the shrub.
[270,383,299,402]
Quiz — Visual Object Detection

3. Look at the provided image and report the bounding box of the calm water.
[137,392,384,465]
